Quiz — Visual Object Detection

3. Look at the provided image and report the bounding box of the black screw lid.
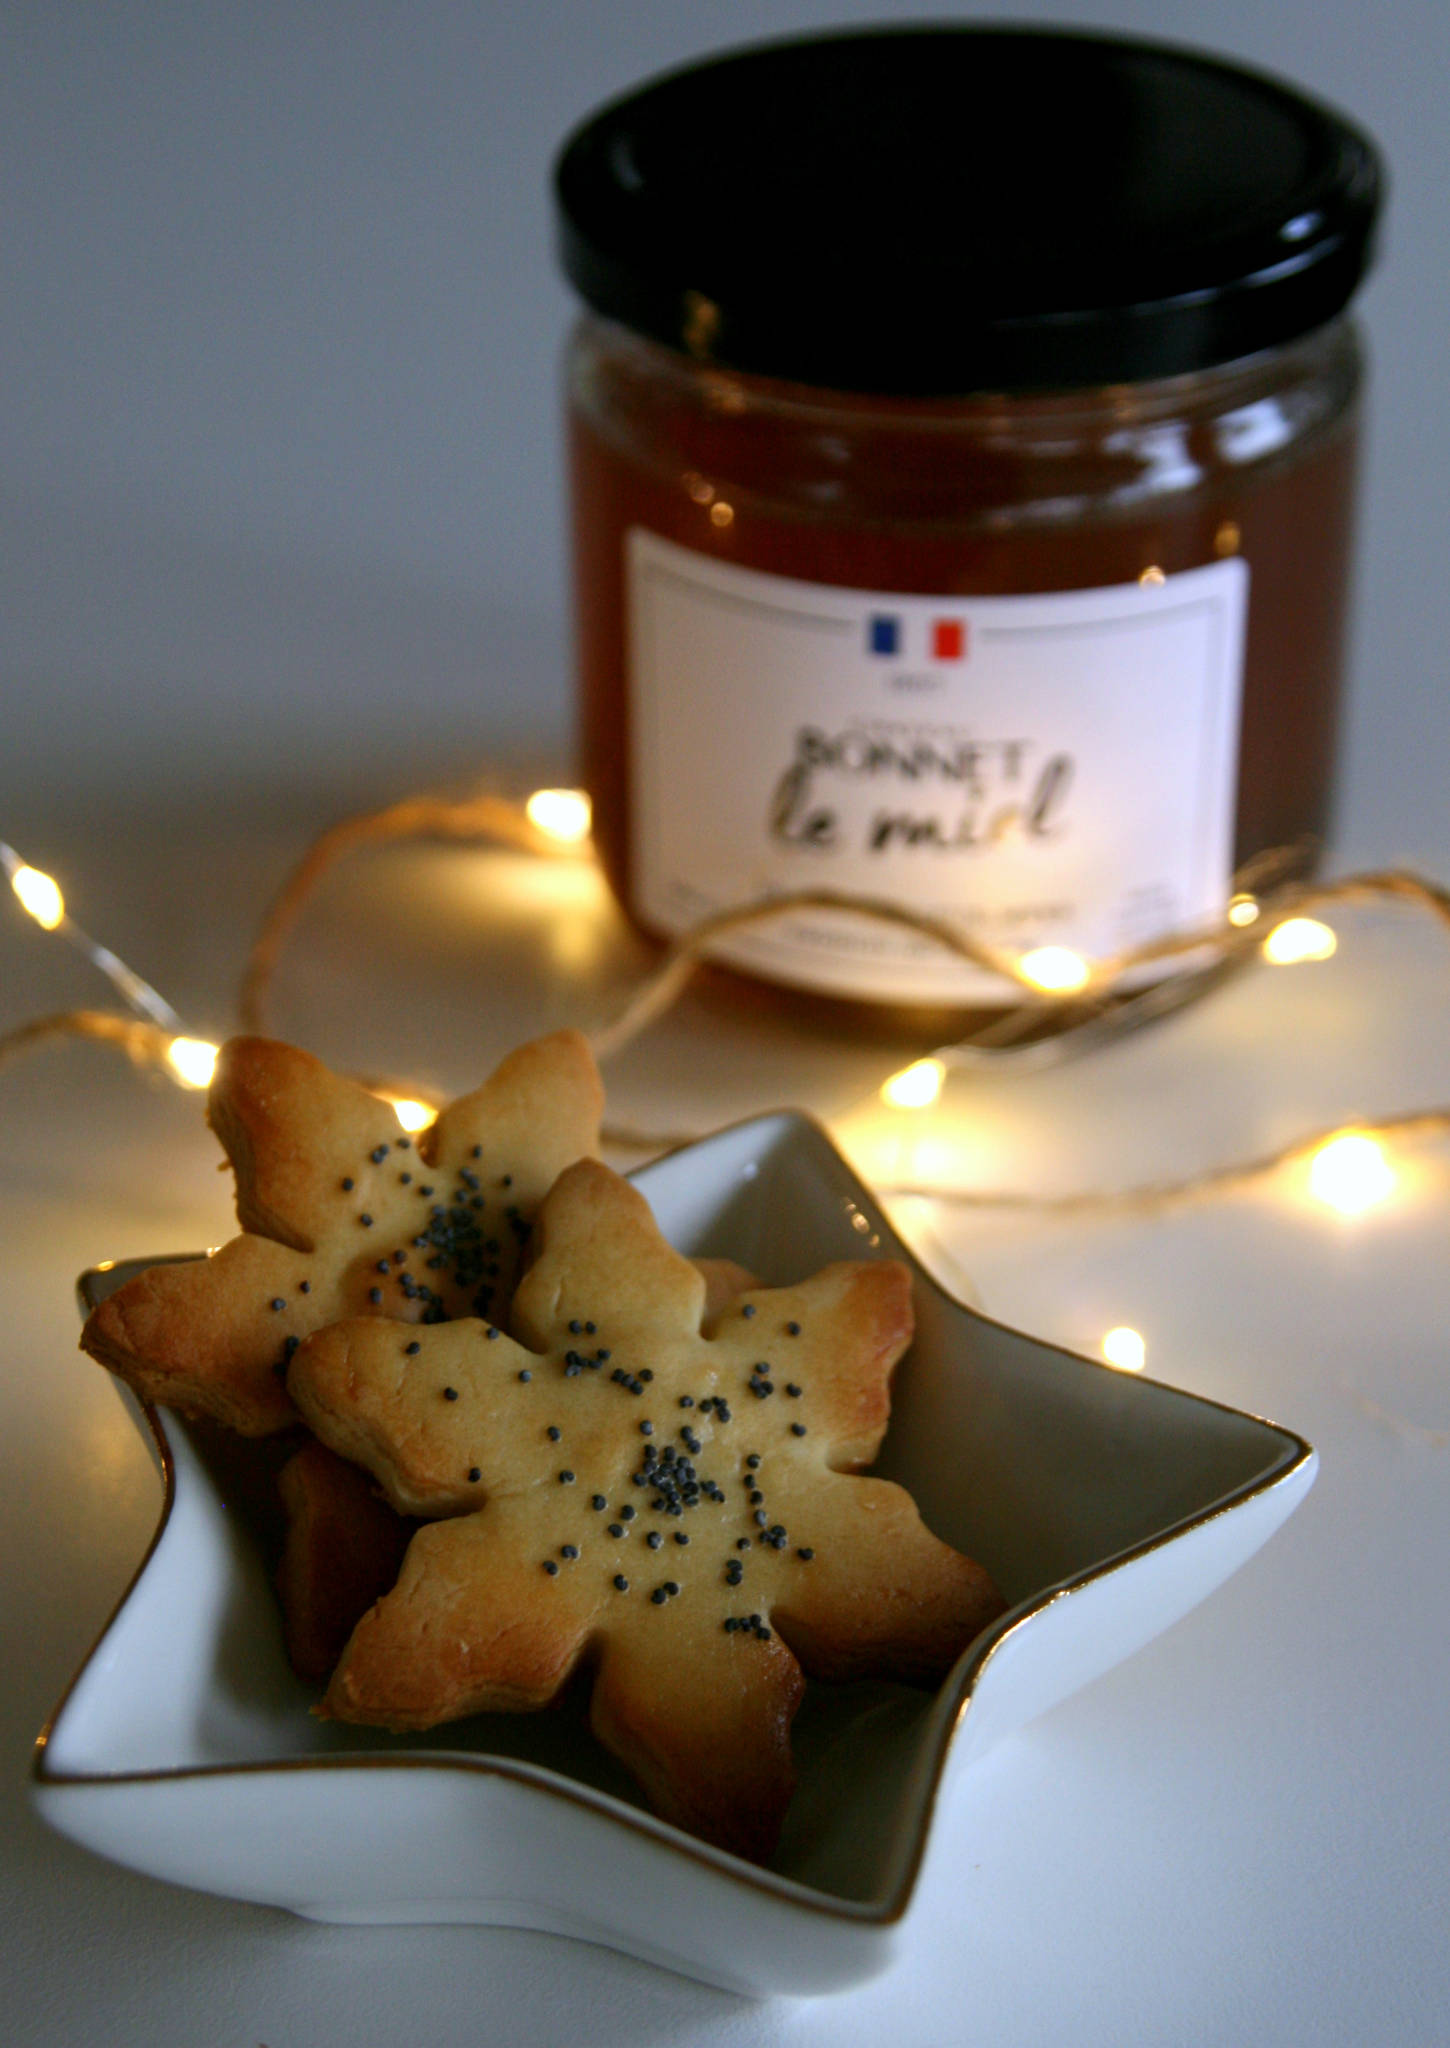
[554,25,1383,394]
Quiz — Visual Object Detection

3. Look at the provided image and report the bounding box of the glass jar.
[555,27,1383,1011]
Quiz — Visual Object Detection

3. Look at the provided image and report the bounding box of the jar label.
[627,530,1248,1003]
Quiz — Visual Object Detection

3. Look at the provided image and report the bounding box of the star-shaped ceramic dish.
[33,1113,1314,1996]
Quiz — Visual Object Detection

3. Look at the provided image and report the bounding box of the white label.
[627,530,1248,1003]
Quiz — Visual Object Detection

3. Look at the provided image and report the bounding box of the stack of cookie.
[82,1032,1003,1862]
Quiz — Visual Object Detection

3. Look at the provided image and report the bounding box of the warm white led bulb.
[880,1057,946,1110]
[1101,1326,1147,1372]
[1308,1132,1394,1215]
[166,1037,220,1089]
[11,863,65,930]
[1262,916,1337,965]
[525,788,593,844]
[1227,893,1260,928]
[1018,946,1091,994]
[388,1096,436,1133]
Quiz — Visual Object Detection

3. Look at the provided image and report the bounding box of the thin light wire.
[1,840,184,1030]
[7,790,1450,1221]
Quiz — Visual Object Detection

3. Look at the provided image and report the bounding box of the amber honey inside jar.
[555,26,1383,1013]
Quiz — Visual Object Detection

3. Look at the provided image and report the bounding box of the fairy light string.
[4,795,1450,1230]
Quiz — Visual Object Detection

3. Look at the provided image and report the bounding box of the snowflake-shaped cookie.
[81,1031,603,1435]
[289,1158,1005,1861]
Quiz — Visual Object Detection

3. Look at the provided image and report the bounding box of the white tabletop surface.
[4,4,1450,2043]
[4,808,1448,2048]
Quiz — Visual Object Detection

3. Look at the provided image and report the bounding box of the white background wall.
[3,1,1445,858]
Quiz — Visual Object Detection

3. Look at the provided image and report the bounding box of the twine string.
[6,788,1450,1217]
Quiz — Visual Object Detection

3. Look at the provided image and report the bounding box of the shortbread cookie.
[80,1032,604,1435]
[275,1438,415,1682]
[272,1251,754,1679]
[289,1158,1004,1861]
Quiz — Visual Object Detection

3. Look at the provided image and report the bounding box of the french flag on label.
[867,614,968,660]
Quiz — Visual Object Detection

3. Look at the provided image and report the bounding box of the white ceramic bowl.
[33,1113,1314,1995]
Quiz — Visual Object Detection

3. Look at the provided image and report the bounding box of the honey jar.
[556,26,1383,1008]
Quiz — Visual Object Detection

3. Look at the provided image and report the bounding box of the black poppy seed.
[299,1280,311,1294]
[443,1386,459,1401]
[786,1384,802,1398]
[282,1335,299,1358]
[639,1420,654,1436]
[736,1537,751,1551]
[638,1369,654,1382]
[468,1466,481,1482]
[745,1454,761,1470]
[592,1494,607,1510]
[620,1504,635,1521]
[543,1560,559,1576]
[651,1587,667,1605]
[501,1173,513,1186]
[584,1321,596,1334]
[559,1470,575,1484]
[749,1489,764,1505]
[608,1522,624,1538]
[359,1213,373,1228]
[741,1304,756,1318]
[597,1348,611,1362]
[723,1618,739,1633]
[791,1422,807,1436]
[561,1544,579,1560]
[647,1531,663,1549]
[518,1369,532,1383]
[754,1509,769,1526]
[613,1574,629,1592]
[405,1341,421,1354]
[341,1177,354,1191]
[547,1425,561,1441]
[398,1138,411,1149]
[486,1326,500,1341]
[418,1185,434,1197]
[672,1531,687,1546]
[369,1288,383,1304]
[797,1547,814,1560]
[399,1172,412,1185]
[678,1395,693,1408]
[370,1145,389,1163]
[569,1319,583,1334]
[786,1320,801,1336]
[269,1297,285,1312]
[664,1580,679,1596]
[472,1145,482,1158]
